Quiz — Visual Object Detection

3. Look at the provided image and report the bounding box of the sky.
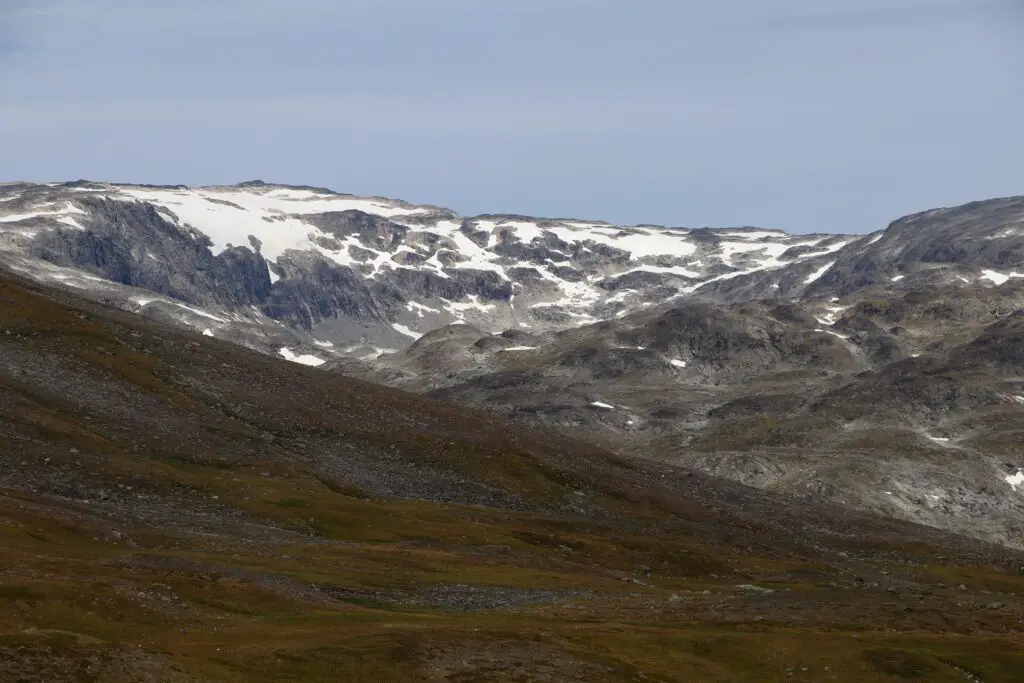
[1,0,1022,234]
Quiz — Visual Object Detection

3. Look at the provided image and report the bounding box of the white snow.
[980,269,1024,286]
[545,225,698,259]
[172,302,228,323]
[446,295,499,320]
[312,339,334,348]
[803,260,836,285]
[202,329,214,337]
[473,218,550,245]
[111,185,425,261]
[407,300,442,316]
[669,359,687,368]
[278,347,326,367]
[806,239,856,256]
[434,222,509,279]
[0,201,86,224]
[392,322,421,339]
[719,239,809,261]
[499,345,539,351]
[712,229,788,240]
[605,289,637,304]
[891,275,905,282]
[1006,470,1024,492]
[589,401,615,409]
[815,305,849,326]
[615,264,701,279]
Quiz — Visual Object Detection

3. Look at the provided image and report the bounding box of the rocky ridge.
[0,179,861,363]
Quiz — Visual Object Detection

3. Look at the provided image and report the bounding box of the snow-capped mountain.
[0,179,861,363]
[3,180,1023,372]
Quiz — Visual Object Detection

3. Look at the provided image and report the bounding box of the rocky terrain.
[325,193,1024,550]
[3,180,1024,550]
[2,268,1024,682]
[365,281,1024,548]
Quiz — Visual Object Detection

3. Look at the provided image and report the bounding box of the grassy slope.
[2,272,1024,682]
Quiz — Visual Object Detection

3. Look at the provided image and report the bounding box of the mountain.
[2,268,1024,682]
[0,180,860,361]
[4,179,1024,549]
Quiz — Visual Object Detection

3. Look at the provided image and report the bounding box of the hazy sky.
[1,0,1021,233]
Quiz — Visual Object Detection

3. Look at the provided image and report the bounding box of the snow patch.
[616,264,701,279]
[980,269,1024,286]
[605,289,637,304]
[392,322,421,339]
[921,432,952,445]
[814,305,848,326]
[279,347,326,367]
[545,225,698,259]
[408,300,442,316]
[202,329,214,337]
[172,302,228,323]
[589,401,615,410]
[112,185,425,262]
[803,260,835,285]
[669,359,687,368]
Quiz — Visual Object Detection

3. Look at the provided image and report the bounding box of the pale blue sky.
[1,0,1021,233]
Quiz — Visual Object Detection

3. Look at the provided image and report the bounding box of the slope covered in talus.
[2,269,1024,681]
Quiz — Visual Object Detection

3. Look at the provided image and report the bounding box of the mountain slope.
[6,180,1024,548]
[357,279,1024,547]
[3,270,1024,681]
